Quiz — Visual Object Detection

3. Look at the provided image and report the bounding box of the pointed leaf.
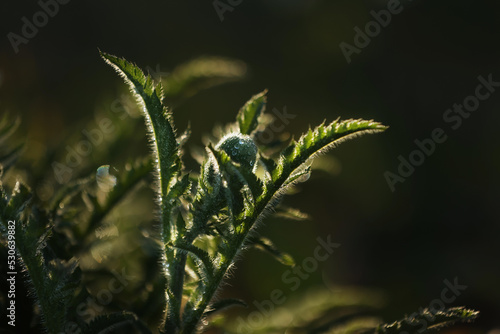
[100,51,181,216]
[237,90,267,135]
[271,119,387,187]
[2,181,32,221]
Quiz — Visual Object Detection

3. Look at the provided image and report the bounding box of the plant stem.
[181,233,245,334]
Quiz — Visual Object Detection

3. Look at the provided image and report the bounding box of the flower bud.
[216,134,258,169]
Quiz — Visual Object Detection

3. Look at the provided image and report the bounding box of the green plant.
[0,52,478,334]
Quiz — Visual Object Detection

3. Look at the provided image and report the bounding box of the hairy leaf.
[271,119,387,189]
[372,307,479,334]
[237,90,267,135]
[100,51,181,222]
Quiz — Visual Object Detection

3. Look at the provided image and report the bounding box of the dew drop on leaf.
[96,165,117,192]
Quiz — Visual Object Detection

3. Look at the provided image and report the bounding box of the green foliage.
[237,90,267,135]
[100,52,390,333]
[0,53,479,334]
[1,154,78,332]
[214,288,478,334]
[372,307,479,334]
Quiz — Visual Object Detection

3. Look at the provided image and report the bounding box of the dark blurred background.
[1,0,499,331]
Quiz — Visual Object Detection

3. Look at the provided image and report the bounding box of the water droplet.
[96,165,117,192]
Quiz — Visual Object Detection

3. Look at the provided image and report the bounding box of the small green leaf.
[237,90,267,135]
[272,119,387,186]
[201,148,222,195]
[192,147,225,232]
[169,173,192,200]
[1,181,32,221]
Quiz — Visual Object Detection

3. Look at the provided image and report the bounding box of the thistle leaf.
[272,119,387,186]
[0,183,83,334]
[102,52,195,334]
[168,173,192,201]
[373,307,479,334]
[100,51,181,212]
[237,90,267,135]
